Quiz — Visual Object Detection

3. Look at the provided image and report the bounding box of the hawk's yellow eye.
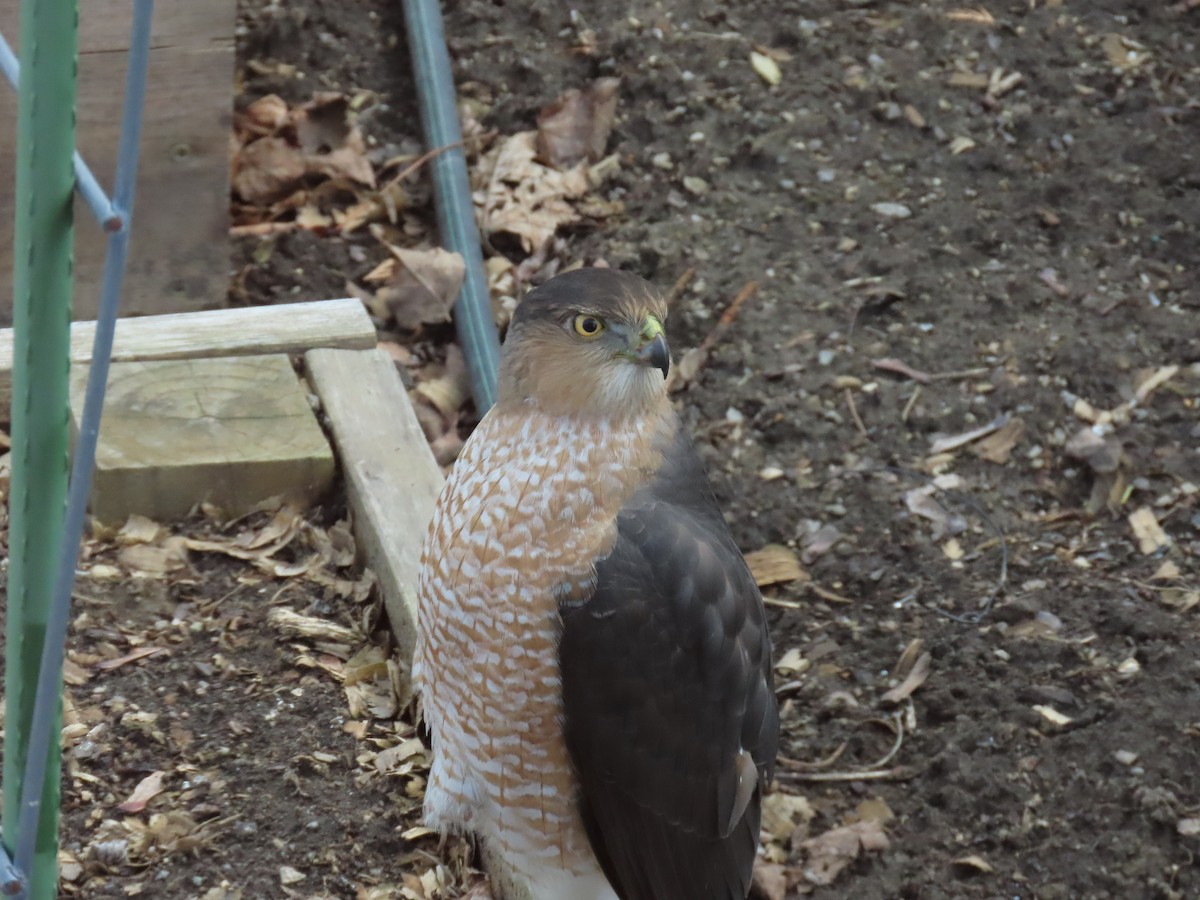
[573,315,605,338]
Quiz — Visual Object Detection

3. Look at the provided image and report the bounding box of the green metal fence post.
[2,0,78,895]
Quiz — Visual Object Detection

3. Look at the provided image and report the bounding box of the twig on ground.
[778,743,849,772]
[695,281,759,357]
[872,357,931,384]
[664,267,696,308]
[845,388,868,437]
[927,366,992,382]
[781,766,914,783]
[901,385,921,422]
[231,221,302,238]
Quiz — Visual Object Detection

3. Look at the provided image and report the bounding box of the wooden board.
[73,354,335,524]
[0,297,375,419]
[0,0,235,322]
[306,348,444,694]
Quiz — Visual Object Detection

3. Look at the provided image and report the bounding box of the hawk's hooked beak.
[633,316,670,378]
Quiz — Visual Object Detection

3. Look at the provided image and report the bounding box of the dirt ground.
[2,0,1199,897]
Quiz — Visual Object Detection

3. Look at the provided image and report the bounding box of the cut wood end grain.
[73,354,335,524]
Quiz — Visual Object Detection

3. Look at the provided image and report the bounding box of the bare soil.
[3,0,1199,898]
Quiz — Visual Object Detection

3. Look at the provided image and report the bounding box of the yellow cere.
[639,316,664,341]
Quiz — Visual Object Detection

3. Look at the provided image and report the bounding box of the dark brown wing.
[558,426,779,900]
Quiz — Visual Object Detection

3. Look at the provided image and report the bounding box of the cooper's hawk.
[415,268,779,900]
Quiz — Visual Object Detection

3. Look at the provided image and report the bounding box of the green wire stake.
[2,0,77,896]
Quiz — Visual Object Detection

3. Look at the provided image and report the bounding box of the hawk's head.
[498,268,671,417]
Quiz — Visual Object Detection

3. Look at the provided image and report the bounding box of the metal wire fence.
[0,1,154,896]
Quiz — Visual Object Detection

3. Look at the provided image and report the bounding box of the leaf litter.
[39,499,480,898]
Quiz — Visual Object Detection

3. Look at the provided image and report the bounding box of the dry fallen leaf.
[1101,33,1150,70]
[238,93,290,136]
[94,646,167,672]
[478,131,592,252]
[972,416,1025,464]
[953,854,995,874]
[267,608,359,643]
[881,651,932,704]
[751,862,789,900]
[744,544,809,587]
[1064,426,1122,474]
[761,791,816,842]
[801,820,890,886]
[1128,506,1171,555]
[374,245,466,330]
[116,514,164,545]
[536,78,621,169]
[233,136,308,204]
[774,647,809,677]
[903,479,967,540]
[117,770,168,814]
[929,414,1010,455]
[295,93,376,188]
[942,538,965,561]
[117,542,188,577]
[852,798,896,825]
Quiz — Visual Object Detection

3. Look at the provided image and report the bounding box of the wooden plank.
[0,298,375,418]
[305,348,444,695]
[0,0,235,322]
[73,355,335,524]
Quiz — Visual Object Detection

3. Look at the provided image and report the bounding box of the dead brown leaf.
[903,476,967,539]
[953,854,995,874]
[881,651,931,703]
[1065,426,1122,474]
[116,514,164,545]
[761,791,816,842]
[295,93,377,188]
[116,541,188,577]
[267,608,359,644]
[751,862,790,900]
[237,93,290,137]
[801,820,890,886]
[1102,33,1151,70]
[94,646,167,671]
[374,245,466,330]
[744,545,809,587]
[536,78,621,169]
[971,416,1025,464]
[233,136,308,205]
[117,770,168,814]
[478,131,591,252]
[929,414,1010,454]
[1128,506,1170,555]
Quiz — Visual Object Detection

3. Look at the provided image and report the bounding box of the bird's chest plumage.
[416,406,668,881]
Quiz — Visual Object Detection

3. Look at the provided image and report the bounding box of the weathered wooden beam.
[0,298,375,419]
[74,355,336,524]
[0,0,236,321]
[305,348,444,696]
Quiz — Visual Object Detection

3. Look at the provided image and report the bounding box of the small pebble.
[1114,750,1139,766]
[871,201,913,219]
